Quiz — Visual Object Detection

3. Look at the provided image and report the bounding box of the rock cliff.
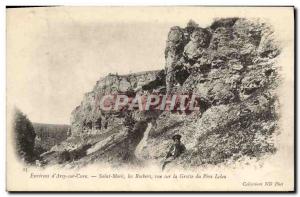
[42,18,281,169]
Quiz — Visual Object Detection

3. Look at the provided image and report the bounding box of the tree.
[13,108,36,163]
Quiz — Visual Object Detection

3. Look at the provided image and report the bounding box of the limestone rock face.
[150,18,279,169]
[42,18,281,169]
[70,71,160,135]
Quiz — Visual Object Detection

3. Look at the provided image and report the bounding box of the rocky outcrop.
[42,18,281,169]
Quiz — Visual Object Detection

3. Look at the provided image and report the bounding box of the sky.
[6,7,217,124]
[6,7,292,124]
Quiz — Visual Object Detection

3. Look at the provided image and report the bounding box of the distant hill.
[33,123,71,151]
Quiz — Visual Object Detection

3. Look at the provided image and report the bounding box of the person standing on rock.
[162,134,186,171]
[165,26,185,94]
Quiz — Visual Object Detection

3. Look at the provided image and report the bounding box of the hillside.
[41,18,281,170]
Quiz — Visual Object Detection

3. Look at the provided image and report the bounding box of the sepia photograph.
[6,6,295,192]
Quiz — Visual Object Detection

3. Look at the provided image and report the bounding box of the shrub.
[13,108,36,163]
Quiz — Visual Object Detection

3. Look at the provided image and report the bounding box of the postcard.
[6,6,294,191]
